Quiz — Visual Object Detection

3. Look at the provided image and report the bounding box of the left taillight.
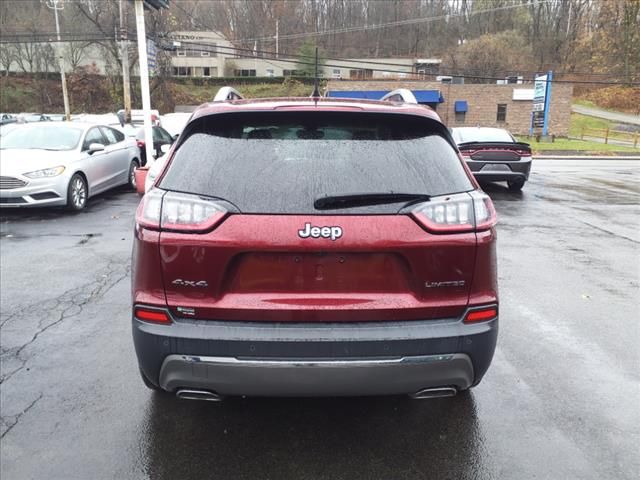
[136,189,227,233]
[411,191,496,233]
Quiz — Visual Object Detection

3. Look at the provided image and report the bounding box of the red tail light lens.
[134,307,171,324]
[136,188,163,229]
[136,190,227,233]
[464,306,498,323]
[412,192,496,233]
[137,140,145,148]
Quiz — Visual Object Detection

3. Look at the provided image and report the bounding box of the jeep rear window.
[159,112,473,214]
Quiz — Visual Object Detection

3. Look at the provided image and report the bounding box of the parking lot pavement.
[1,160,638,480]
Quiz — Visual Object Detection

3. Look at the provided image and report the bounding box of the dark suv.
[132,92,498,401]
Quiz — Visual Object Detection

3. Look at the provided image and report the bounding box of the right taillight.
[134,306,172,324]
[412,191,496,233]
[136,189,227,233]
[464,306,498,323]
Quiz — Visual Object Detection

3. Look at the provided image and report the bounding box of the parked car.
[118,124,176,165]
[20,113,52,123]
[132,89,499,400]
[0,122,20,137]
[0,113,17,125]
[157,112,190,137]
[451,127,532,191]
[117,109,161,126]
[0,123,140,210]
[144,150,169,193]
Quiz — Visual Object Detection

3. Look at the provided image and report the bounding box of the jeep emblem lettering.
[298,222,343,241]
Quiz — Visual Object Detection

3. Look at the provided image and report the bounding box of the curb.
[533,155,640,160]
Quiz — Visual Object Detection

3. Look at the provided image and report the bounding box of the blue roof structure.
[326,90,390,100]
[327,89,444,103]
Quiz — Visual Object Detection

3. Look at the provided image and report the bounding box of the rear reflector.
[464,307,498,323]
[134,307,171,324]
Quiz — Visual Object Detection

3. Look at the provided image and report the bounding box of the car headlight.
[23,166,66,178]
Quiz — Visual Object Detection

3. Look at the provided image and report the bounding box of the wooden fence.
[579,126,639,148]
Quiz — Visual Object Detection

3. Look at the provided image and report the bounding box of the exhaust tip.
[176,389,223,402]
[409,386,457,400]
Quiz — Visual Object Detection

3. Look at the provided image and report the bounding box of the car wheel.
[67,173,88,211]
[507,179,525,191]
[128,159,140,190]
[139,368,164,392]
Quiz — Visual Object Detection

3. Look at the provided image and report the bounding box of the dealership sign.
[531,71,553,135]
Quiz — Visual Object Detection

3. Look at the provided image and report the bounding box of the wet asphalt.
[0,159,638,480]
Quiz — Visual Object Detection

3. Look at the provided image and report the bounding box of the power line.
[166,39,640,86]
[2,32,637,85]
[1,32,633,79]
[173,0,552,44]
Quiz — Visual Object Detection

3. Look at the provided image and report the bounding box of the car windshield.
[160,112,473,214]
[0,125,83,150]
[453,128,514,143]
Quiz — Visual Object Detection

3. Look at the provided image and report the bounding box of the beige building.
[169,31,236,78]
[325,80,573,136]
[168,32,442,79]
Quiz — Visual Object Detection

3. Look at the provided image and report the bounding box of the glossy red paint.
[155,214,480,322]
[132,97,498,323]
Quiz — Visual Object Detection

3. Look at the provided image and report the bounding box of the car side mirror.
[88,143,105,154]
[160,144,171,154]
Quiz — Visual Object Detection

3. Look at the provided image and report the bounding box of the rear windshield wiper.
[314,192,430,210]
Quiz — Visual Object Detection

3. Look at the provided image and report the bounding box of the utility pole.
[46,0,70,121]
[119,0,132,124]
[134,0,155,165]
[275,19,279,58]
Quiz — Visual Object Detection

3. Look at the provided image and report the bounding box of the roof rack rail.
[213,86,244,102]
[380,89,418,104]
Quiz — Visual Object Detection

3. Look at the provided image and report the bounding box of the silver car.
[0,123,140,210]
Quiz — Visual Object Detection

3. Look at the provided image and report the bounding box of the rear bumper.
[466,157,532,183]
[132,309,498,397]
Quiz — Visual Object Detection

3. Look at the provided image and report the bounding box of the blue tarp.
[413,90,445,103]
[326,90,390,100]
[454,100,468,112]
[327,89,444,103]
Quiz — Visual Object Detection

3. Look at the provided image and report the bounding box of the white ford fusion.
[0,123,140,210]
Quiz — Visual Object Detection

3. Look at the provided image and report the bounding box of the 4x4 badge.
[172,279,208,288]
[298,223,343,241]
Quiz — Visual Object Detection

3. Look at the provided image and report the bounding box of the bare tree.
[0,44,16,75]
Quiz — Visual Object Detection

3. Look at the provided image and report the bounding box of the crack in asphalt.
[577,219,640,244]
[0,260,131,386]
[0,393,43,439]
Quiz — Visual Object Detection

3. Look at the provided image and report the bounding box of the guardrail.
[579,126,639,148]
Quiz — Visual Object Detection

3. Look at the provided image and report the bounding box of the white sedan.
[0,122,140,210]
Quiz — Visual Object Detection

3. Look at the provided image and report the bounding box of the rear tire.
[507,179,525,191]
[128,159,140,190]
[66,173,88,211]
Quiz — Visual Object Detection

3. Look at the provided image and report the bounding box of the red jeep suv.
[132,92,498,401]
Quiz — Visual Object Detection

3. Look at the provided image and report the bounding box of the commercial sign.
[147,39,157,75]
[531,72,553,135]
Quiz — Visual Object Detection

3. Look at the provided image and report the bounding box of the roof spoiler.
[213,86,244,102]
[380,89,418,104]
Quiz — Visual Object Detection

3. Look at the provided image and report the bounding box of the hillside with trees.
[1,0,638,113]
